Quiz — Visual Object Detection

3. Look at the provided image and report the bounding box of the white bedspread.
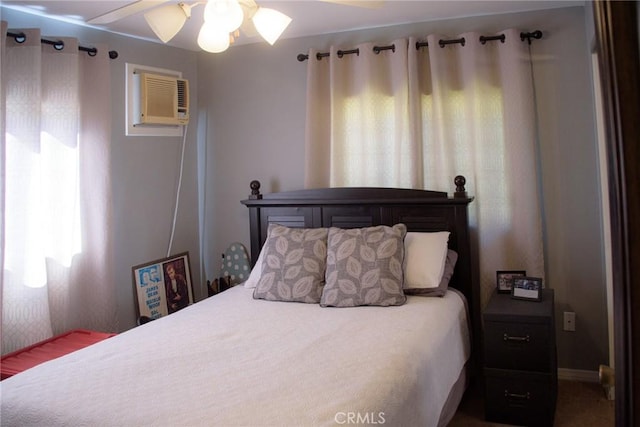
[1,287,470,427]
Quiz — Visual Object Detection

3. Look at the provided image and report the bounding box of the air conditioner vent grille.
[177,79,188,113]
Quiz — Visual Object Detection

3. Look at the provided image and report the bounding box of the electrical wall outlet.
[563,311,576,331]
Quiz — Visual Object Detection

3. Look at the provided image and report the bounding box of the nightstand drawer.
[485,368,557,426]
[484,321,552,371]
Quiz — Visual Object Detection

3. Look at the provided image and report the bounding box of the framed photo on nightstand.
[511,276,543,301]
[496,270,526,294]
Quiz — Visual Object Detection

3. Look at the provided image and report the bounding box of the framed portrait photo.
[511,276,544,301]
[496,270,527,294]
[132,252,194,320]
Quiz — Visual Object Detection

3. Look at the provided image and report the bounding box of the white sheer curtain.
[1,23,117,354]
[305,29,545,304]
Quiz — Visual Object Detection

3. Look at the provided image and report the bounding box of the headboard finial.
[454,175,467,198]
[249,180,262,200]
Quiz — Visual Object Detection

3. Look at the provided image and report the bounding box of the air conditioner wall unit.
[133,72,189,126]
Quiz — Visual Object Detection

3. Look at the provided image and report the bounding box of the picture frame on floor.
[132,252,194,319]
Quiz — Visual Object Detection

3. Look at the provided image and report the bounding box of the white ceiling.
[2,0,584,51]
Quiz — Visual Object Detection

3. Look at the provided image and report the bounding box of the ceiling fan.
[87,0,383,53]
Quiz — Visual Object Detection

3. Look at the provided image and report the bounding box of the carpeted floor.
[449,380,615,426]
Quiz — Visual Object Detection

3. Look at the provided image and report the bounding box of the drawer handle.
[503,333,530,343]
[504,390,531,400]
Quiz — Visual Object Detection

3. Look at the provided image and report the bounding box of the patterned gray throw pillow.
[321,224,407,307]
[253,224,328,303]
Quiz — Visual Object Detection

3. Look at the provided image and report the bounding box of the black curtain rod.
[6,31,118,59]
[297,30,542,62]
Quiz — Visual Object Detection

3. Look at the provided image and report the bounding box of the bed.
[1,177,480,427]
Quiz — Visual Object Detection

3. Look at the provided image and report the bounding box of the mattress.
[1,286,470,426]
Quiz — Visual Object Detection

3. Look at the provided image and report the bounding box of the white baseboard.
[557,368,599,383]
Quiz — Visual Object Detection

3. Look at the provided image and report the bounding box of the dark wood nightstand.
[483,289,557,426]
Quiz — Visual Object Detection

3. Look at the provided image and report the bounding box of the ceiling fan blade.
[320,0,384,8]
[238,0,259,38]
[238,0,258,17]
[87,0,170,25]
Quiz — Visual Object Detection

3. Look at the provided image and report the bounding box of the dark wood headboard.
[241,176,481,377]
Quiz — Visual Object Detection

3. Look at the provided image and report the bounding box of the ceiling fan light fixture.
[252,7,292,45]
[197,21,231,53]
[144,2,192,43]
[204,0,244,33]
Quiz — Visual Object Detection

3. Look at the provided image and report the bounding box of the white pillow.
[243,245,266,288]
[403,231,450,289]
